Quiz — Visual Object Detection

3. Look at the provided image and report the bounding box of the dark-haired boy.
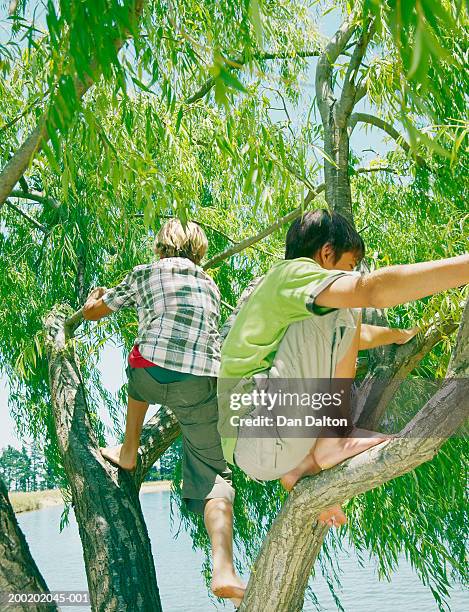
[218,209,468,526]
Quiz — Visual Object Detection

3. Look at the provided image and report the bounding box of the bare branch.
[349,113,427,167]
[203,165,392,269]
[9,190,61,209]
[135,408,180,487]
[8,1,19,16]
[315,10,359,123]
[4,199,47,232]
[337,19,376,124]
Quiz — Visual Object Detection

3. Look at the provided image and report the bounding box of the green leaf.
[175,107,183,133]
[219,67,248,93]
[249,0,263,46]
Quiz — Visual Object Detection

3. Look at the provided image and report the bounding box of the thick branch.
[355,319,459,429]
[0,0,146,207]
[337,19,376,125]
[9,190,61,209]
[44,305,162,610]
[349,113,426,168]
[315,10,359,123]
[135,407,181,487]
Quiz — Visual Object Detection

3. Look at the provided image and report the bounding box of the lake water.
[16,491,467,612]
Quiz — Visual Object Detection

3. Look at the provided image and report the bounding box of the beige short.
[233,308,360,481]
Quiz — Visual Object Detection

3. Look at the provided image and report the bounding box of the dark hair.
[285,209,365,262]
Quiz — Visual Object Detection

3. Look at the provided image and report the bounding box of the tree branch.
[0,475,57,610]
[9,190,61,209]
[355,318,459,429]
[134,408,181,487]
[203,165,391,269]
[337,19,376,125]
[4,200,48,232]
[0,0,146,207]
[8,1,19,16]
[315,10,359,124]
[349,113,427,168]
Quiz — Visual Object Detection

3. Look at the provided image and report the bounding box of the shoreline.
[9,480,172,514]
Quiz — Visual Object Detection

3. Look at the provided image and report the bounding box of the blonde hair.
[154,218,208,265]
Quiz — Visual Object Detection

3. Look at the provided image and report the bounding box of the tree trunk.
[323,123,353,220]
[44,307,162,612]
[0,475,58,611]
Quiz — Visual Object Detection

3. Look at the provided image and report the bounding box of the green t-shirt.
[218,257,352,464]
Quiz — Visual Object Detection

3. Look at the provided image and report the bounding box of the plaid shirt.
[102,258,221,377]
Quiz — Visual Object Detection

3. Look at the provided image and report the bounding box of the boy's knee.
[204,497,233,513]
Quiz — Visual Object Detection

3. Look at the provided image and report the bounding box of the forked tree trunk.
[44,307,163,611]
[0,476,58,611]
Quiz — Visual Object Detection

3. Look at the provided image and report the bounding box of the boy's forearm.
[315,255,469,310]
[360,325,398,350]
[366,254,469,309]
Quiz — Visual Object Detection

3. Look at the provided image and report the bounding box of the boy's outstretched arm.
[83,287,113,321]
[359,324,419,350]
[315,254,469,310]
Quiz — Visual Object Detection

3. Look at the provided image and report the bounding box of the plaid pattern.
[102,257,221,377]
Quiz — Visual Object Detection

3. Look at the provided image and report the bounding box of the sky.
[0,3,394,451]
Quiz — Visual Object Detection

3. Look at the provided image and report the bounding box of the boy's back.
[103,257,221,377]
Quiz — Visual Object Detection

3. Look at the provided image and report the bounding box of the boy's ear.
[319,243,335,267]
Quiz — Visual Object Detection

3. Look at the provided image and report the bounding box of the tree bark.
[315,13,375,221]
[0,475,57,611]
[44,307,162,612]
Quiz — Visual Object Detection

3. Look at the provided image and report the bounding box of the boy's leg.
[280,315,389,526]
[167,377,245,604]
[204,497,245,605]
[100,395,149,470]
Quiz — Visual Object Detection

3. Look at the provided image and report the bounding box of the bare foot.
[314,428,391,470]
[317,504,347,529]
[280,451,322,492]
[100,444,137,471]
[211,571,246,607]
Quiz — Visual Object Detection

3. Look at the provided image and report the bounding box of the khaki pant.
[234,308,360,481]
[127,366,235,515]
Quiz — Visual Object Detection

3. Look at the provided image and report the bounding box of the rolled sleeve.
[102,270,137,312]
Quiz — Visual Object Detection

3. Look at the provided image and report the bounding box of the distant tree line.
[0,438,182,491]
[145,438,182,482]
[0,444,58,492]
